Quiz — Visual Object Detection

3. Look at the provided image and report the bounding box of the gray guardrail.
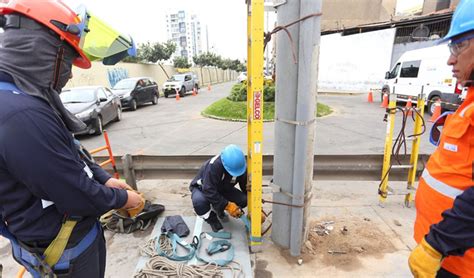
[95,154,430,181]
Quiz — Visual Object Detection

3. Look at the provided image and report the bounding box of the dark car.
[111,77,159,110]
[61,86,122,135]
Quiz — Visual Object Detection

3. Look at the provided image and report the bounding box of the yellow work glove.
[225,202,243,218]
[408,237,443,278]
[117,191,145,218]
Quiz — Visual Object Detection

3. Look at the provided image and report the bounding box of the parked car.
[162,73,199,98]
[61,86,122,135]
[192,73,201,89]
[382,44,463,115]
[111,77,159,111]
[237,72,247,83]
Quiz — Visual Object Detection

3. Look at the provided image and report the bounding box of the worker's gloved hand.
[119,190,145,218]
[408,237,443,277]
[225,202,243,218]
[105,178,134,191]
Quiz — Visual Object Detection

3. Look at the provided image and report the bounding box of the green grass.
[202,98,332,121]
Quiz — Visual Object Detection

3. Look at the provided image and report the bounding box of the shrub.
[227,83,275,102]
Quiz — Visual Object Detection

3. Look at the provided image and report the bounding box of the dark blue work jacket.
[0,74,127,246]
[190,155,247,212]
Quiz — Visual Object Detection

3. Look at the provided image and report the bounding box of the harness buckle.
[207,242,231,255]
[190,236,199,249]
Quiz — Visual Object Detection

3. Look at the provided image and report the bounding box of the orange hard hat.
[0,0,91,68]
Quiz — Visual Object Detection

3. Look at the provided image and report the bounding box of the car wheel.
[130,99,138,111]
[152,94,158,105]
[427,96,441,116]
[114,106,122,122]
[94,116,103,135]
[164,92,169,98]
[180,86,185,97]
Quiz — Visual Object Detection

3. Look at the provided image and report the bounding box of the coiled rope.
[135,236,244,278]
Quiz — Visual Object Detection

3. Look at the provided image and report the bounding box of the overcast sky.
[63,0,277,61]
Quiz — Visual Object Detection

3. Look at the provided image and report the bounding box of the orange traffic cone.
[430,100,442,122]
[405,97,413,117]
[208,84,211,91]
[192,88,197,96]
[380,93,388,108]
[367,91,374,103]
[175,89,180,101]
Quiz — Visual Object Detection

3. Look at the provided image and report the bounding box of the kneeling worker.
[190,145,247,232]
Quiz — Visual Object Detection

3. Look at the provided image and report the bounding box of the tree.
[123,41,176,63]
[139,40,176,63]
[173,56,191,68]
[193,52,221,67]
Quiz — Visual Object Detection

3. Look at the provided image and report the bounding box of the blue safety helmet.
[221,145,246,177]
[441,0,474,42]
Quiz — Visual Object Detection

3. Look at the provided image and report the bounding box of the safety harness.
[0,81,97,277]
[153,230,235,266]
[149,215,251,267]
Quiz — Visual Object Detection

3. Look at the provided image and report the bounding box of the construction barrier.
[89,130,120,179]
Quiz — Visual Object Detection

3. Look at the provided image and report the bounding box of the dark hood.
[0,21,86,132]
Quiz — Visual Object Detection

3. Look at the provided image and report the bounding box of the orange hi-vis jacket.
[414,88,474,277]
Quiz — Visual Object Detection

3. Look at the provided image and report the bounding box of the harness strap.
[196,232,234,267]
[0,81,24,94]
[155,232,196,261]
[43,219,77,267]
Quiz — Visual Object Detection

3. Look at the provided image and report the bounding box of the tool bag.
[101,200,165,233]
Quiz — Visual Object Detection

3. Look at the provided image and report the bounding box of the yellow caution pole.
[246,0,264,249]
[379,89,397,205]
[405,88,426,207]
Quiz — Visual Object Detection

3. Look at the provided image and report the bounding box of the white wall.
[319,28,396,92]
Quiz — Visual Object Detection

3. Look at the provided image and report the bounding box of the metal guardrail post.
[122,154,138,190]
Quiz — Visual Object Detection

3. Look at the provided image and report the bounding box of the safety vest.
[414,88,474,277]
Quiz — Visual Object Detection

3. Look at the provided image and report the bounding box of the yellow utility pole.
[246,0,264,249]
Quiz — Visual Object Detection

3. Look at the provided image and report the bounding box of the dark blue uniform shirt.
[190,155,247,212]
[0,76,127,244]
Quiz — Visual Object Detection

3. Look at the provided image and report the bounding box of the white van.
[382,44,464,115]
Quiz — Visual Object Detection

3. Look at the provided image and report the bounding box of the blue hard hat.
[441,0,474,42]
[221,145,246,177]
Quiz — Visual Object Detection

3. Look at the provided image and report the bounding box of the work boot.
[205,211,223,232]
[217,210,229,223]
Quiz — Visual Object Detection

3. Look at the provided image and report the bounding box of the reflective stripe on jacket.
[414,92,474,277]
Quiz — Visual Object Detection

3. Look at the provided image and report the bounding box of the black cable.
[378,104,427,198]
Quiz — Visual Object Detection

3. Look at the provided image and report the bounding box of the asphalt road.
[78,82,436,156]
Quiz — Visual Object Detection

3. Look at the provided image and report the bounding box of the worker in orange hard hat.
[0,0,142,277]
[408,0,474,277]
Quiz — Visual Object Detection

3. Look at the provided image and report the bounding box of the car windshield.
[169,75,185,82]
[113,79,136,90]
[60,89,96,103]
